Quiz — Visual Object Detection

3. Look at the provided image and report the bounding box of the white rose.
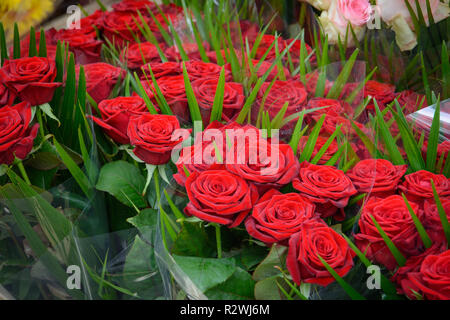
[298,0,333,11]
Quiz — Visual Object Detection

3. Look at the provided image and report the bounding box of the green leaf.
[209,67,226,123]
[311,124,342,165]
[38,29,47,58]
[254,276,285,300]
[39,103,60,126]
[299,114,325,163]
[28,26,37,57]
[431,179,450,246]
[182,62,202,126]
[54,138,92,197]
[252,244,286,281]
[172,255,236,292]
[96,161,147,209]
[206,268,255,300]
[0,23,8,65]
[326,49,359,99]
[13,23,20,59]
[171,222,216,258]
[402,193,432,248]
[369,214,406,267]
[426,98,440,172]
[289,112,306,154]
[317,254,366,300]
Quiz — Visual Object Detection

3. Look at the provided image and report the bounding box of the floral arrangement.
[0,0,448,301]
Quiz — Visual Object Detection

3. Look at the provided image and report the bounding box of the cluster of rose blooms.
[0,0,449,299]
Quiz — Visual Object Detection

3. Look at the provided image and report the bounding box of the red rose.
[0,82,15,107]
[226,140,300,194]
[54,27,102,65]
[101,11,151,48]
[396,90,428,115]
[292,162,357,220]
[287,220,355,286]
[0,57,61,106]
[250,59,291,82]
[185,60,232,82]
[140,61,182,80]
[422,197,450,244]
[296,135,339,165]
[192,78,244,126]
[392,242,446,298]
[316,114,368,137]
[252,80,307,136]
[127,114,186,165]
[173,121,256,186]
[245,189,317,245]
[354,195,424,270]
[112,0,156,15]
[123,42,163,71]
[305,97,352,121]
[401,250,450,300]
[0,102,39,165]
[347,159,408,198]
[89,96,150,145]
[254,35,286,61]
[140,75,189,122]
[364,80,396,111]
[165,42,210,62]
[80,10,104,30]
[79,63,126,104]
[184,169,259,228]
[399,170,450,205]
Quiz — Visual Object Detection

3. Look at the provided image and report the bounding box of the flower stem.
[17,161,31,185]
[215,224,222,259]
[36,108,45,138]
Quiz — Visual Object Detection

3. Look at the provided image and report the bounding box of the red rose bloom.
[304,71,333,98]
[254,35,286,61]
[192,78,244,125]
[354,195,424,270]
[79,63,126,104]
[292,162,357,220]
[391,242,445,298]
[422,197,450,244]
[54,27,102,65]
[89,96,150,145]
[80,10,104,30]
[0,102,39,165]
[316,114,368,137]
[287,220,355,286]
[399,170,450,205]
[347,159,408,198]
[400,250,450,300]
[226,140,300,194]
[140,61,182,80]
[285,39,316,66]
[185,60,233,82]
[123,42,163,71]
[140,75,189,122]
[101,11,151,48]
[127,114,186,165]
[184,169,259,228]
[296,136,339,165]
[245,189,317,245]
[306,97,352,121]
[0,57,61,106]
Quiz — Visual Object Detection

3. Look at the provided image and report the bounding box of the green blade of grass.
[209,67,226,123]
[401,193,432,248]
[426,98,440,172]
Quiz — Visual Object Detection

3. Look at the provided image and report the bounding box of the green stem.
[36,108,45,138]
[215,224,222,259]
[17,161,31,185]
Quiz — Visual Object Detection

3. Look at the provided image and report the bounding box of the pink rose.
[337,0,373,27]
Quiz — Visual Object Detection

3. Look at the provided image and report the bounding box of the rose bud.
[292,162,357,220]
[0,57,62,106]
[0,102,39,165]
[287,219,355,286]
[88,96,150,145]
[354,195,424,271]
[127,114,186,165]
[245,189,318,245]
[184,169,259,228]
[347,159,408,198]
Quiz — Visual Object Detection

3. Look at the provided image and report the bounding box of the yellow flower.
[0,0,54,41]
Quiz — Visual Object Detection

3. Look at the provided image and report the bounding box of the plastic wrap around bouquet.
[0,0,449,301]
